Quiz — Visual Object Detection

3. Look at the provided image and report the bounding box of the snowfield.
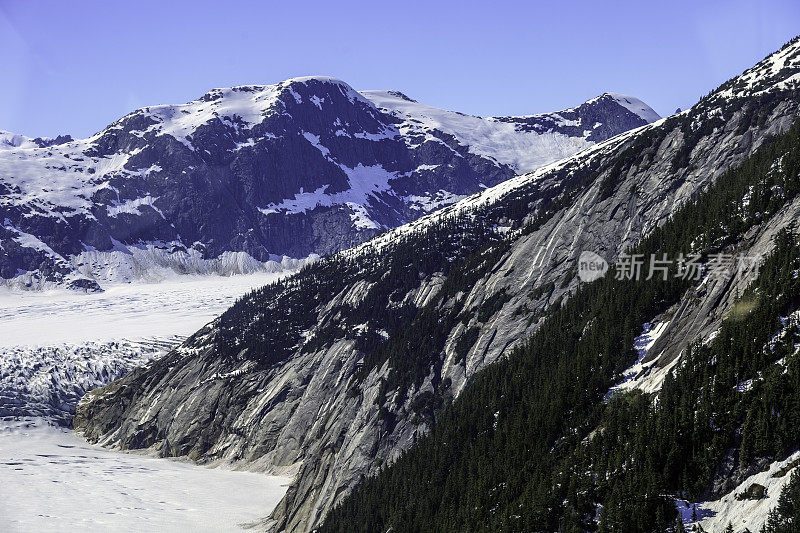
[0,271,287,346]
[1,272,290,421]
[0,272,293,530]
[0,419,290,532]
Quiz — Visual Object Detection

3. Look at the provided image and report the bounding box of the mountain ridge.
[0,79,656,291]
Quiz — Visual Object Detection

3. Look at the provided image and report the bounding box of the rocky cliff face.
[74,39,800,532]
[0,79,655,291]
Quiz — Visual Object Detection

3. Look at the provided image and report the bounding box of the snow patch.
[610,321,671,395]
[106,195,164,218]
[406,190,468,212]
[347,202,379,230]
[677,451,800,532]
[258,163,395,230]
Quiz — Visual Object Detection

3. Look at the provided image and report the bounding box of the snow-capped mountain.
[75,38,800,532]
[0,130,74,151]
[0,78,657,291]
[363,90,660,173]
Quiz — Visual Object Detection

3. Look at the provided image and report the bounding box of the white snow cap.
[283,75,352,86]
[603,93,662,123]
[0,131,37,150]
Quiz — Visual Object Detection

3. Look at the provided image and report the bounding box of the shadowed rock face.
[73,39,800,532]
[0,78,655,290]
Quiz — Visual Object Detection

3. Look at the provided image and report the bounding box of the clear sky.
[1,0,799,139]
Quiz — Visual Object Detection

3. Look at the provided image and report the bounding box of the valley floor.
[0,419,290,532]
[0,272,287,346]
[0,272,294,531]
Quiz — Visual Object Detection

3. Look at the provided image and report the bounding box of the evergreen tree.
[763,469,800,533]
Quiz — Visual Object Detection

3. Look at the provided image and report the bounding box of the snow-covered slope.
[362,90,659,173]
[0,131,37,150]
[603,92,661,123]
[677,452,800,532]
[0,130,73,151]
[713,39,800,100]
[0,78,656,291]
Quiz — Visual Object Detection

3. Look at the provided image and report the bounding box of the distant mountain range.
[0,80,657,290]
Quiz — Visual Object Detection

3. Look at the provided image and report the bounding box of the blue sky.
[1,0,798,138]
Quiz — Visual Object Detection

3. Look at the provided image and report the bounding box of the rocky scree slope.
[0,79,654,291]
[74,39,800,532]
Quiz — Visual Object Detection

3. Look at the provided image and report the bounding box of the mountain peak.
[594,92,662,123]
[277,75,367,105]
[0,131,36,150]
[281,75,352,87]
